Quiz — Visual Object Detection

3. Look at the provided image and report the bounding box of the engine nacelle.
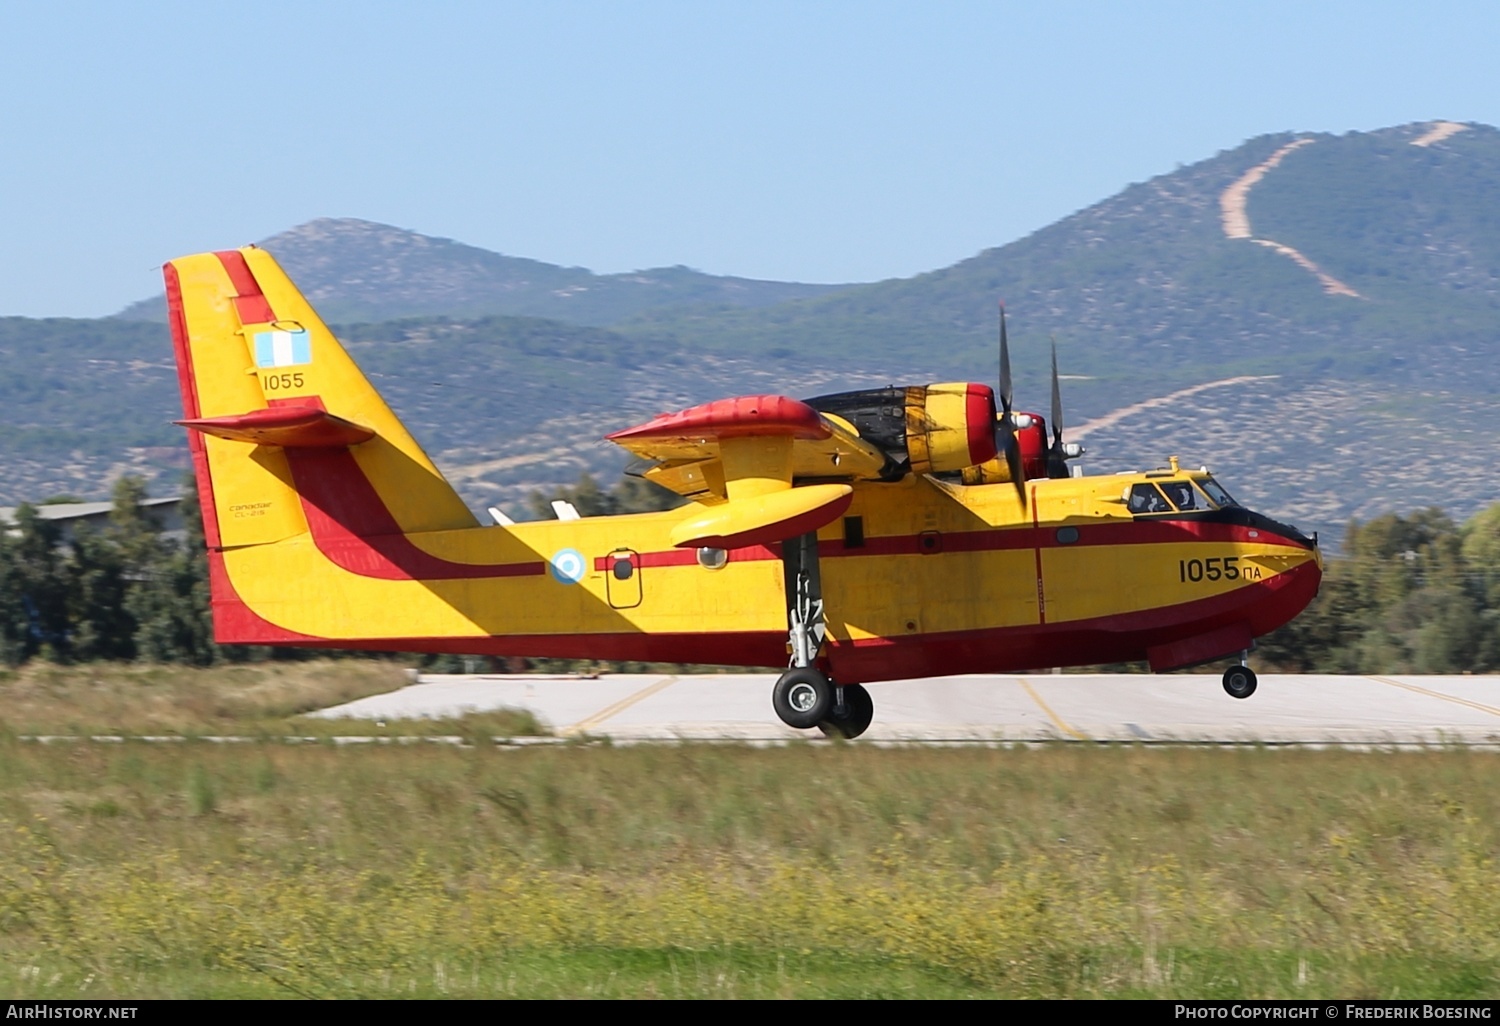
[903,382,998,474]
[803,382,997,476]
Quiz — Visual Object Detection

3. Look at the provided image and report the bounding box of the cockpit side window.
[1160,481,1199,511]
[1128,483,1173,514]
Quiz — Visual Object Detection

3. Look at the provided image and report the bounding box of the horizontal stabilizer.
[669,483,852,549]
[176,405,375,448]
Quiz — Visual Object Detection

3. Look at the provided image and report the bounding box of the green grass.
[0,659,545,739]
[0,740,1497,998]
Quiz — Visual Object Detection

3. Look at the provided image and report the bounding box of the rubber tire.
[1222,665,1258,699]
[818,682,875,739]
[773,667,835,729]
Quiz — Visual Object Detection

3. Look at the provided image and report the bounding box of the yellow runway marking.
[561,676,681,736]
[1366,676,1500,719]
[1019,678,1090,740]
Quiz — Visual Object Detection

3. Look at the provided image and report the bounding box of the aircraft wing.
[607,394,892,505]
[605,394,890,548]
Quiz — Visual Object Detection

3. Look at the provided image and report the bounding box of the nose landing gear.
[1222,651,1257,699]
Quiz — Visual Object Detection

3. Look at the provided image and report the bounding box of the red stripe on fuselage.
[594,544,779,571]
[596,516,1303,570]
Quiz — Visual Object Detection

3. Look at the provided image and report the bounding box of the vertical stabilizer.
[165,247,478,553]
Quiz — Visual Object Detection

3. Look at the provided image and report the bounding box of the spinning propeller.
[997,306,1085,505]
[1046,337,1067,479]
[997,304,1026,507]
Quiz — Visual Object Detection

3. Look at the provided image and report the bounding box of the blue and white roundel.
[549,548,586,584]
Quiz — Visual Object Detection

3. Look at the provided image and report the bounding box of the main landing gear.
[1222,651,1257,699]
[771,669,875,739]
[771,532,875,739]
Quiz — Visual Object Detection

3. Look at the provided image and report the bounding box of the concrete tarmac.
[309,672,1500,746]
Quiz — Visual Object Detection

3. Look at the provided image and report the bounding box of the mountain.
[622,121,1500,392]
[12,120,1500,541]
[115,218,854,326]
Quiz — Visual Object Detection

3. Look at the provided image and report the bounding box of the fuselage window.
[1128,483,1173,514]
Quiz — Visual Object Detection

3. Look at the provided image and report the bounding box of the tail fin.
[165,247,477,552]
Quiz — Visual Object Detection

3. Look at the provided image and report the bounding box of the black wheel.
[818,682,874,739]
[772,667,834,729]
[1222,665,1258,699]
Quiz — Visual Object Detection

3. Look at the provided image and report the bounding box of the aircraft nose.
[1242,508,1317,552]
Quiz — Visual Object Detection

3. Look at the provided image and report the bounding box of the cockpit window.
[1160,481,1200,511]
[1200,476,1239,507]
[1128,483,1173,514]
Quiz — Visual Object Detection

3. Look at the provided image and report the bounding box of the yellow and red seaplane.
[165,247,1322,737]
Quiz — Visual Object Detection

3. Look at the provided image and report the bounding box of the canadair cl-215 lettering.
[165,246,1322,737]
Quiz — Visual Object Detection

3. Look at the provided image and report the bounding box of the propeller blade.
[1049,336,1063,449]
[999,303,1013,417]
[1003,428,1026,502]
[998,303,1025,507]
[1045,334,1084,479]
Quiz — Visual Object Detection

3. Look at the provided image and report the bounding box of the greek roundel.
[549,548,586,585]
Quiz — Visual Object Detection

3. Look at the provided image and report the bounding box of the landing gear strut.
[1222,651,1257,699]
[770,532,875,738]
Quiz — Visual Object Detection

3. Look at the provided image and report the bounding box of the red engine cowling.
[1016,413,1049,480]
[959,411,1052,485]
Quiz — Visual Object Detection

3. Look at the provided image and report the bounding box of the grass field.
[0,659,545,740]
[0,663,1497,999]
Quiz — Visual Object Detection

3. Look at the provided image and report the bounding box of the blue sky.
[3,0,1499,317]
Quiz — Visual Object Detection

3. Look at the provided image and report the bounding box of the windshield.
[1199,476,1239,507]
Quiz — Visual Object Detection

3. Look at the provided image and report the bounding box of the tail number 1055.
[1179,556,1262,583]
[261,372,305,391]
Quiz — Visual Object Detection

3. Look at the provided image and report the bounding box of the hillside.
[10,120,1500,540]
[0,314,894,519]
[623,122,1500,393]
[115,219,853,326]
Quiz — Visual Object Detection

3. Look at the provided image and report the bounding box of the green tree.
[1,505,72,663]
[66,521,134,660]
[127,475,216,665]
[1263,506,1498,673]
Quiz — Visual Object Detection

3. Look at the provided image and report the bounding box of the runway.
[309,672,1500,746]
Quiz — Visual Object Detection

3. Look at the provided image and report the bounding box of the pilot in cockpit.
[1128,483,1172,514]
[1160,481,1198,511]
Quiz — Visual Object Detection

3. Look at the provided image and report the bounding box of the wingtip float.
[164,245,1321,737]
